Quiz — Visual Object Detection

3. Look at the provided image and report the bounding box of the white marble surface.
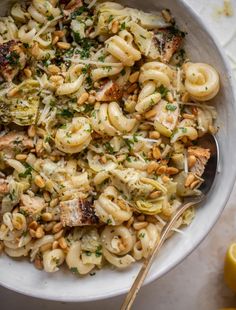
[1,1,236,309]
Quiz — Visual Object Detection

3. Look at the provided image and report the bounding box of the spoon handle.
[120,201,196,310]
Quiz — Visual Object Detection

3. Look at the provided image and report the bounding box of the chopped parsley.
[6,51,20,67]
[71,6,88,19]
[98,55,105,62]
[139,232,145,238]
[95,245,102,257]
[157,85,169,98]
[104,142,114,154]
[19,163,33,178]
[180,127,187,133]
[70,267,79,274]
[120,22,126,30]
[121,68,126,76]
[166,104,177,111]
[60,109,74,118]
[108,15,114,23]
[85,251,92,256]
[106,219,112,225]
[47,15,54,21]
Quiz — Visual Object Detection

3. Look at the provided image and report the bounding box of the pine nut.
[44,221,56,232]
[127,83,138,94]
[100,155,107,164]
[183,113,195,120]
[188,155,197,168]
[50,75,63,83]
[54,30,65,38]
[48,64,60,74]
[149,131,160,139]
[24,68,32,78]
[126,217,134,228]
[28,125,36,137]
[129,71,139,83]
[77,92,89,105]
[52,35,59,45]
[117,154,126,162]
[147,162,159,174]
[145,108,157,119]
[117,199,127,210]
[133,222,148,230]
[15,154,27,161]
[166,91,173,102]
[31,42,40,58]
[29,221,38,230]
[166,115,173,123]
[8,87,18,97]
[34,257,43,270]
[43,191,51,202]
[58,237,67,249]
[152,145,161,160]
[181,92,190,103]
[36,139,43,155]
[162,175,170,183]
[41,212,53,222]
[185,173,195,187]
[40,242,52,252]
[54,229,64,240]
[50,198,58,208]
[57,42,71,49]
[34,175,45,188]
[190,180,201,189]
[111,20,119,33]
[135,114,142,121]
[157,165,167,174]
[137,215,145,221]
[88,95,96,104]
[149,190,162,199]
[52,222,63,233]
[166,167,179,175]
[29,229,36,238]
[52,241,59,249]
[35,226,45,239]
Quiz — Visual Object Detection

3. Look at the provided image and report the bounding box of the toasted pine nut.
[52,240,59,249]
[139,123,152,131]
[137,214,145,221]
[183,113,195,120]
[52,222,63,233]
[34,257,43,270]
[28,125,36,138]
[58,237,67,249]
[50,198,58,208]
[100,155,107,164]
[35,226,45,239]
[52,35,59,45]
[190,180,201,189]
[54,229,64,240]
[152,145,161,160]
[40,242,52,252]
[117,154,126,162]
[126,217,134,229]
[44,221,56,232]
[48,64,60,74]
[133,221,148,230]
[34,175,45,188]
[77,92,89,105]
[129,71,139,83]
[149,190,162,199]
[166,91,173,102]
[145,108,157,119]
[24,68,32,78]
[166,115,173,123]
[157,165,167,174]
[57,42,71,49]
[191,107,198,116]
[88,95,96,104]
[166,167,179,175]
[43,191,51,202]
[111,20,119,33]
[54,30,65,38]
[135,114,142,121]
[29,221,38,230]
[117,199,127,210]
[31,42,40,58]
[185,173,195,187]
[181,92,190,103]
[29,229,36,238]
[36,139,43,155]
[188,155,197,168]
[149,131,160,139]
[50,75,63,83]
[162,175,170,183]
[145,215,158,224]
[147,162,159,174]
[15,154,27,161]
[8,87,18,97]
[127,83,138,94]
[41,212,53,222]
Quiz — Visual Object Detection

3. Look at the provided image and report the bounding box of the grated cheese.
[67,58,123,67]
[34,15,62,40]
[123,135,160,144]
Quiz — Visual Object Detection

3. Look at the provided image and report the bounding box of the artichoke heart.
[135,199,163,215]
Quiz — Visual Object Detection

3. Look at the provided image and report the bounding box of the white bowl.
[1,0,236,302]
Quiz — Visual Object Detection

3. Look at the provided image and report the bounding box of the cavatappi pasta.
[0,0,220,276]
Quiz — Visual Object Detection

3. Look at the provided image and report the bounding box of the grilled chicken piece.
[188,146,211,177]
[148,27,184,63]
[0,131,33,152]
[0,40,26,82]
[96,80,123,102]
[20,194,45,215]
[60,198,99,227]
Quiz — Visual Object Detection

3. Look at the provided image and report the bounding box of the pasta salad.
[0,0,220,275]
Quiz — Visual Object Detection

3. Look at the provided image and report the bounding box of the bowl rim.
[1,0,236,302]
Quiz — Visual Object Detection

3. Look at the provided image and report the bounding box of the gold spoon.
[121,133,219,310]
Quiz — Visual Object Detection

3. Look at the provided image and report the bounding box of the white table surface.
[1,1,236,309]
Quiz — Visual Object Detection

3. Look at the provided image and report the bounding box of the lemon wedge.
[224,243,236,292]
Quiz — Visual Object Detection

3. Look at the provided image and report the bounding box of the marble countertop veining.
[1,1,236,309]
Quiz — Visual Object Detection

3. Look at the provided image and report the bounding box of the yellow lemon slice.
[224,243,236,292]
